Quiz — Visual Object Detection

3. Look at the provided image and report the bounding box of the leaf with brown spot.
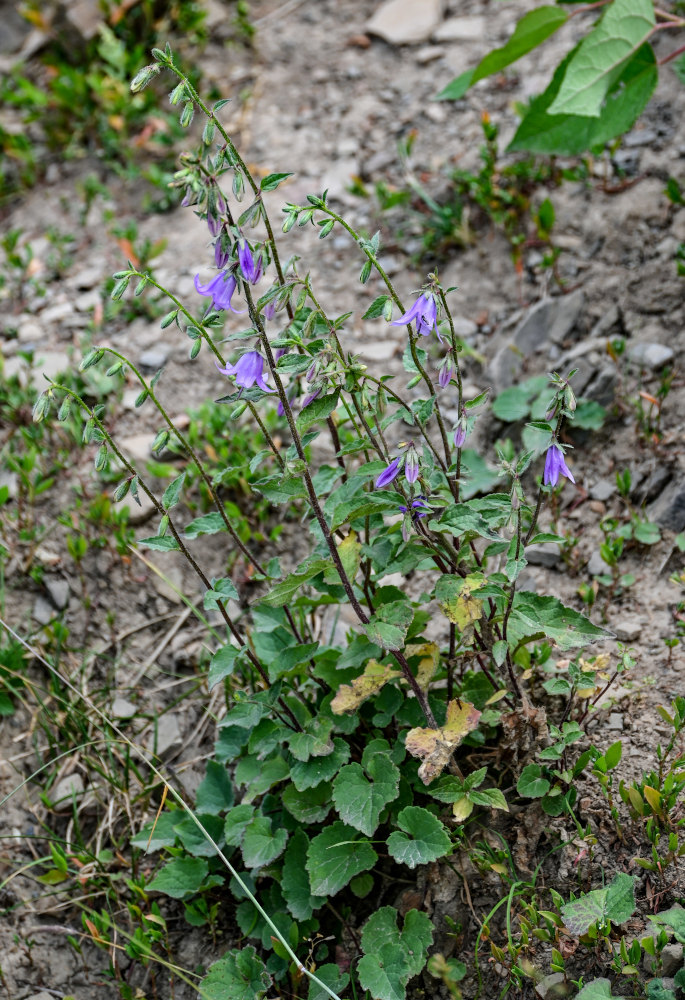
[405,700,481,784]
[330,660,401,715]
[435,574,484,640]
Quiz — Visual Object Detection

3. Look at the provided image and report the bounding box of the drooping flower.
[375,457,401,489]
[273,346,288,362]
[301,386,322,409]
[216,351,274,393]
[404,445,420,484]
[195,271,242,313]
[263,298,277,321]
[453,415,468,449]
[392,291,442,342]
[206,211,221,237]
[214,230,231,269]
[543,442,575,487]
[438,354,454,388]
[238,240,263,284]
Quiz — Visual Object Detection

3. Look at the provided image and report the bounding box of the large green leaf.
[386,806,452,869]
[282,781,332,824]
[260,558,330,607]
[307,964,350,1000]
[281,829,325,920]
[561,873,636,935]
[199,946,272,1000]
[306,821,377,897]
[548,0,654,117]
[287,717,334,762]
[241,816,288,869]
[576,980,626,1000]
[357,907,433,1000]
[510,42,658,155]
[507,591,612,651]
[364,601,413,651]
[195,760,234,814]
[332,747,400,836]
[148,857,209,899]
[290,737,350,791]
[649,906,685,943]
[437,6,568,100]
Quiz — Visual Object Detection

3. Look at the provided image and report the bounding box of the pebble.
[139,346,170,372]
[366,0,444,46]
[33,595,57,625]
[153,713,183,758]
[587,549,611,576]
[50,772,85,806]
[648,478,685,533]
[614,619,642,642]
[25,993,54,1000]
[535,972,565,999]
[45,577,70,610]
[39,301,74,324]
[606,713,624,731]
[120,434,153,465]
[589,479,616,502]
[17,319,41,343]
[452,316,478,339]
[111,697,137,719]
[121,490,157,526]
[525,543,561,568]
[583,365,617,406]
[30,351,72,389]
[74,289,101,312]
[67,264,104,289]
[433,15,486,42]
[627,341,675,370]
[415,45,444,65]
[662,942,684,976]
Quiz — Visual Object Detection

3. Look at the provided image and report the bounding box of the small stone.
[623,128,658,148]
[153,565,185,604]
[415,44,444,64]
[607,713,624,731]
[17,319,41,343]
[50,772,85,807]
[120,434,153,465]
[489,291,584,388]
[587,549,611,576]
[358,339,398,361]
[366,0,443,46]
[45,577,69,610]
[68,264,104,289]
[139,346,170,372]
[589,479,616,502]
[24,993,54,1000]
[525,543,561,568]
[33,595,57,625]
[39,301,74,324]
[75,289,101,312]
[648,478,685,533]
[635,466,671,504]
[433,15,486,42]
[30,351,71,389]
[583,365,617,406]
[111,697,137,719]
[614,619,642,642]
[154,713,183,758]
[661,942,683,976]
[535,972,566,999]
[627,342,675,370]
[451,316,478,339]
[0,468,18,499]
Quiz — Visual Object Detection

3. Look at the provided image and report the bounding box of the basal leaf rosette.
[405,699,482,784]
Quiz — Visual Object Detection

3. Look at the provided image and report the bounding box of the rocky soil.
[1,0,685,997]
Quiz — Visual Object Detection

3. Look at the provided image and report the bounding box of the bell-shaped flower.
[216,351,274,393]
[238,240,263,284]
[543,442,575,487]
[391,291,442,342]
[453,415,468,450]
[195,271,242,313]
[375,457,401,489]
[438,354,454,388]
[404,445,420,484]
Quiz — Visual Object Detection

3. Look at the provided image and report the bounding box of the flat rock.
[139,346,170,372]
[366,0,443,45]
[535,972,565,999]
[433,15,486,42]
[489,291,584,388]
[451,315,478,339]
[24,993,54,1000]
[589,479,616,502]
[33,595,57,625]
[607,713,624,731]
[45,577,70,610]
[154,713,183,758]
[583,365,617,406]
[50,772,85,807]
[111,697,137,719]
[67,264,105,289]
[17,319,41,343]
[120,434,153,465]
[153,565,186,604]
[39,301,74,324]
[30,351,71,389]
[614,619,642,642]
[122,490,157,526]
[661,942,684,976]
[627,341,675,370]
[525,543,561,568]
[648,477,685,532]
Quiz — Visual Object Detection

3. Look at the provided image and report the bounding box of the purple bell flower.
[207,211,221,237]
[399,496,431,540]
[301,386,322,409]
[453,416,468,450]
[543,443,575,487]
[214,230,231,269]
[375,457,401,489]
[216,351,274,393]
[392,292,442,343]
[438,354,454,388]
[195,271,242,313]
[404,446,419,484]
[238,240,263,284]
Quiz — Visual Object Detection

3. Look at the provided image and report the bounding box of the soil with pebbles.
[1,0,685,997]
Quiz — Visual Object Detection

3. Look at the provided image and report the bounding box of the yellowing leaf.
[485,689,509,705]
[642,786,662,816]
[331,660,401,715]
[324,530,361,584]
[409,642,440,692]
[576,687,598,699]
[405,699,482,785]
[436,574,484,637]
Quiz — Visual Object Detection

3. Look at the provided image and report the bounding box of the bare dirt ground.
[1,1,685,997]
